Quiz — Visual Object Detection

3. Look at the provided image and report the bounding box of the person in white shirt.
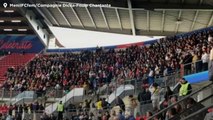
[208,35,213,42]
[149,83,160,110]
[148,68,154,85]
[155,65,160,77]
[201,51,209,71]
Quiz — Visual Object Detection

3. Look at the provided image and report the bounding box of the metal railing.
[182,60,208,76]
[0,89,69,102]
[148,82,213,120]
[104,71,180,96]
[0,89,21,99]
[182,104,213,120]
[170,93,213,120]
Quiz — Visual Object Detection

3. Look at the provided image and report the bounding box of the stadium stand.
[3,27,213,91]
[0,26,212,120]
[0,0,213,119]
[0,53,35,85]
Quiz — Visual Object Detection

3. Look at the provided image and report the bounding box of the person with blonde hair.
[109,110,117,120]
[149,83,160,110]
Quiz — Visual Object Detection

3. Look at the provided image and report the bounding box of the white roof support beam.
[190,0,203,30]
[55,4,72,27]
[43,7,60,26]
[161,10,165,32]
[33,8,53,26]
[147,10,150,32]
[175,10,182,33]
[115,8,123,30]
[85,7,96,29]
[127,0,136,36]
[175,0,184,33]
[36,0,59,26]
[207,12,213,27]
[190,10,199,31]
[71,7,84,28]
[29,0,53,26]
[100,7,110,30]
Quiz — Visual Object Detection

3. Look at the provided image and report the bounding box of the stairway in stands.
[0,53,35,85]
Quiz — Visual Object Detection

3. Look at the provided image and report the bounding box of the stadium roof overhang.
[3,0,213,36]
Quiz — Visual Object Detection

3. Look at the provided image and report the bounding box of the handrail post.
[134,79,137,94]
[2,88,4,100]
[180,64,184,78]
[54,89,56,101]
[10,90,12,101]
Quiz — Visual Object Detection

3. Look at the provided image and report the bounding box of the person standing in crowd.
[96,98,103,112]
[57,101,64,120]
[142,111,153,120]
[204,107,213,120]
[164,86,173,102]
[149,83,160,110]
[109,110,117,120]
[138,88,151,115]
[161,86,174,111]
[178,78,192,97]
[115,96,125,111]
[209,42,213,81]
[102,98,109,110]
[83,99,91,111]
[192,52,198,73]
[183,52,193,75]
[102,111,110,120]
[201,47,209,71]
[118,110,125,120]
[148,67,154,85]
[165,108,180,120]
[195,52,202,72]
[201,50,209,71]
[125,95,137,118]
[170,96,182,113]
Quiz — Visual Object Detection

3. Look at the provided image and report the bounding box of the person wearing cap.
[179,78,192,97]
[57,101,64,120]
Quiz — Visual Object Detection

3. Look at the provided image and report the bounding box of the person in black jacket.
[161,86,174,112]
[138,88,151,115]
[164,86,174,102]
[115,96,125,111]
[183,52,193,75]
[138,88,151,105]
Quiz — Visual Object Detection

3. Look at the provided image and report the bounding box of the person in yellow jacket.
[179,78,192,97]
[96,98,103,110]
[57,101,64,120]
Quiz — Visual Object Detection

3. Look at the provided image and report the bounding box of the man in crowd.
[179,78,192,97]
[209,42,213,81]
[137,88,151,115]
[57,101,64,120]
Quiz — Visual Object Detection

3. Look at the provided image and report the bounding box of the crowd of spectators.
[0,102,45,120]
[4,29,213,94]
[0,27,213,119]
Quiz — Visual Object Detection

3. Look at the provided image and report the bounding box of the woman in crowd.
[162,86,174,109]
[149,83,160,110]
